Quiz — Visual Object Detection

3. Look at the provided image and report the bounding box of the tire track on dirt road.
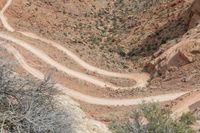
[0,0,14,32]
[2,43,187,106]
[0,0,192,107]
[19,31,150,88]
[0,0,150,89]
[0,32,147,90]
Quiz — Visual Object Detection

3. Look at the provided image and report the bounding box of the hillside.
[0,0,200,132]
[3,0,193,71]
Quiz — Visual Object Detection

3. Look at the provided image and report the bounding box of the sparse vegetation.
[12,0,190,72]
[77,0,177,61]
[180,112,196,125]
[109,104,195,133]
[1,0,200,132]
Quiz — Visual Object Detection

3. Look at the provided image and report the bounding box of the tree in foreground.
[0,63,70,133]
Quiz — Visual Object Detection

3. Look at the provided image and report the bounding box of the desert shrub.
[180,112,196,125]
[0,63,69,133]
[114,46,126,57]
[109,103,195,133]
[131,0,173,12]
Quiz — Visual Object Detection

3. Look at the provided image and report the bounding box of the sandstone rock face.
[56,95,111,133]
[0,0,6,9]
[147,0,200,75]
[189,0,200,29]
[147,39,200,75]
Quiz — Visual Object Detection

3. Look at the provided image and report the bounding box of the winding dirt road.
[0,0,190,106]
[0,0,150,90]
[0,32,149,90]
[171,91,200,118]
[19,31,150,88]
[3,43,187,106]
[0,0,150,87]
[0,0,14,32]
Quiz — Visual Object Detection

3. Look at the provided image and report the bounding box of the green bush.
[109,103,195,133]
[180,112,196,125]
[109,121,133,133]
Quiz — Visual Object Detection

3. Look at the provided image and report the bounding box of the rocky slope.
[2,0,193,72]
[147,0,200,76]
[1,0,200,132]
[147,27,200,76]
[0,37,111,133]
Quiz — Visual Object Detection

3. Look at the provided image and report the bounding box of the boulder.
[147,40,200,75]
[189,0,200,29]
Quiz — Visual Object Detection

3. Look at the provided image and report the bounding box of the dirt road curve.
[0,0,150,90]
[0,32,149,90]
[0,0,14,32]
[171,91,200,118]
[19,31,150,88]
[3,44,188,106]
[0,0,190,106]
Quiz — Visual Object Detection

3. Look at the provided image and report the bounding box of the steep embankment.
[188,0,200,29]
[169,90,200,118]
[149,0,200,119]
[4,0,191,72]
[147,0,200,75]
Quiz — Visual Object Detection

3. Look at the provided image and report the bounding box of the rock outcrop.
[55,95,111,133]
[189,0,200,29]
[146,0,200,75]
[147,39,200,75]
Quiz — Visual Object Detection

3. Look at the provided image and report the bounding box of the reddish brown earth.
[3,0,192,71]
[1,0,200,126]
[166,90,200,119]
[0,0,6,9]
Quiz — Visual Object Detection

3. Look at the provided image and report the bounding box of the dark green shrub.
[180,112,196,125]
[109,103,195,133]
